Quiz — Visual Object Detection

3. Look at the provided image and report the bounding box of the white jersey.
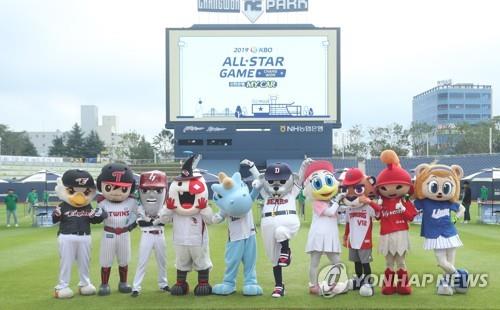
[345,204,376,250]
[172,213,209,246]
[225,212,256,242]
[99,198,138,228]
[261,185,300,214]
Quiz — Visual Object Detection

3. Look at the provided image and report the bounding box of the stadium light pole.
[489,127,492,154]
[426,134,429,157]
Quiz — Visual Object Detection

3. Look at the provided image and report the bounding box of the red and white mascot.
[157,155,214,296]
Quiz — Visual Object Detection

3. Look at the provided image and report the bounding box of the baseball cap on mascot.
[342,168,365,186]
[97,163,136,202]
[97,163,135,189]
[139,170,167,188]
[168,155,208,216]
[139,170,167,213]
[265,162,292,181]
[56,169,97,208]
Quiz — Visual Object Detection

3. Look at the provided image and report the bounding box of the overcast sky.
[1,0,499,139]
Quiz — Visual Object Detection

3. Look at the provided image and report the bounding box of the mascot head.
[211,172,253,217]
[302,160,338,201]
[97,163,135,203]
[262,162,294,198]
[376,150,413,199]
[340,168,376,208]
[169,155,208,216]
[414,163,463,202]
[139,170,167,216]
[55,169,96,208]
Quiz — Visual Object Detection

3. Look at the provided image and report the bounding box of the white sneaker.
[15,224,19,227]
[7,224,11,228]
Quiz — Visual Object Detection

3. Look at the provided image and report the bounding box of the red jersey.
[344,204,378,250]
[373,198,417,235]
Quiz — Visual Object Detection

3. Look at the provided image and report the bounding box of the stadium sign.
[280,125,324,133]
[197,0,308,23]
[198,0,240,12]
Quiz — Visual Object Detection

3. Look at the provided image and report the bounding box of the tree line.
[48,124,174,160]
[334,117,500,158]
[0,124,38,156]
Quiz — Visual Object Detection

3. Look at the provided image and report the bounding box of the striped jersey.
[99,197,138,228]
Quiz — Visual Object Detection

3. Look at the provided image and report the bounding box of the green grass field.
[0,202,499,309]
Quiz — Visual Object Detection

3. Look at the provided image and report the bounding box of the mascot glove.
[139,213,152,222]
[335,193,346,203]
[196,198,208,210]
[166,197,177,210]
[93,207,103,218]
[54,206,62,217]
[240,159,255,167]
[252,179,263,190]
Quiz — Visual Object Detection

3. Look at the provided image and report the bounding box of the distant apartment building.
[27,130,63,156]
[412,81,492,148]
[80,105,98,134]
[97,115,119,146]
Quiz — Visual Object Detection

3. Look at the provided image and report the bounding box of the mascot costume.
[340,168,381,297]
[157,155,214,296]
[96,163,138,296]
[245,159,308,298]
[211,171,263,296]
[131,170,170,297]
[52,169,107,298]
[367,150,417,295]
[301,159,347,296]
[414,163,468,295]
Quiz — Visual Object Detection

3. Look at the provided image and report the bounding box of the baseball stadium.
[1,1,500,310]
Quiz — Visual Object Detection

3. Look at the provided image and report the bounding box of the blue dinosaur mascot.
[211,172,263,296]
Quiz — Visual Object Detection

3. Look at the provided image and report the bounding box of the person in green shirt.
[4,189,19,227]
[25,188,39,214]
[42,191,50,205]
[480,185,489,202]
[296,189,306,220]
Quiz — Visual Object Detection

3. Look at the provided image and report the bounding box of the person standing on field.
[461,182,471,224]
[480,185,489,202]
[26,188,39,214]
[4,189,19,227]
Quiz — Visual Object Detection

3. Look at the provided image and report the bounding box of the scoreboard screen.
[166,25,340,125]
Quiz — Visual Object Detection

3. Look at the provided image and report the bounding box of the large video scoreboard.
[166,24,340,127]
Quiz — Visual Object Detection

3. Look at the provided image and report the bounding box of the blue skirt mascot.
[211,171,263,296]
